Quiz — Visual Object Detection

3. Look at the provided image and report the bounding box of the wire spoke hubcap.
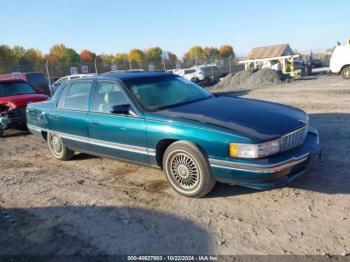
[168,152,200,190]
[50,134,63,156]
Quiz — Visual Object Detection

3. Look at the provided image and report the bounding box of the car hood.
[154,96,308,141]
[0,94,48,109]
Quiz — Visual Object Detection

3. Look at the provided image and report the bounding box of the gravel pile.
[211,68,288,92]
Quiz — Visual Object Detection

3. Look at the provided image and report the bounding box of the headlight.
[229,139,280,159]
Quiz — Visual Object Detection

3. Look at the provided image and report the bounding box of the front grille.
[280,125,308,152]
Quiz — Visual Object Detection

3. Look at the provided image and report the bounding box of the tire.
[341,66,350,80]
[0,128,3,138]
[191,77,199,83]
[162,141,216,198]
[47,132,74,160]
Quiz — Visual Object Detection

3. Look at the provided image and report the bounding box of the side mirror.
[110,104,132,115]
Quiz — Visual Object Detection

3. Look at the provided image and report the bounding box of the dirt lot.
[0,75,349,255]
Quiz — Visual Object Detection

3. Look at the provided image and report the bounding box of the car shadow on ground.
[209,113,350,198]
[1,129,31,138]
[0,206,212,255]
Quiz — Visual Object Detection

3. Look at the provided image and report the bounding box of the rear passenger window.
[58,81,91,111]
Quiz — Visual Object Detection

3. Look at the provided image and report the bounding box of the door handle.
[91,121,99,126]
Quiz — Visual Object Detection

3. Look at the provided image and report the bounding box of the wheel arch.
[41,131,48,141]
[155,138,209,169]
[340,64,350,73]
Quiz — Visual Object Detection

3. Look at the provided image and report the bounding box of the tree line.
[0,44,234,74]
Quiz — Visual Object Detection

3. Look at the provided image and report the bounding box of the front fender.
[145,118,253,159]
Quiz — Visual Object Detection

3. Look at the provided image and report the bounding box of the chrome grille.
[280,126,308,152]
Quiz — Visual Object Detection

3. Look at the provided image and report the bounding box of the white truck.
[330,45,350,79]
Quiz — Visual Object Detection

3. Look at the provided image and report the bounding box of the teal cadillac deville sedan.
[26,72,320,197]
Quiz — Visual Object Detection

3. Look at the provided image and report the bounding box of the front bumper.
[210,127,321,189]
[1,107,27,129]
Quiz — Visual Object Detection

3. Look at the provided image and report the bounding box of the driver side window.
[92,81,129,113]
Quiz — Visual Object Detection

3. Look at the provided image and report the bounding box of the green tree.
[23,49,43,64]
[128,49,145,69]
[145,47,163,69]
[166,52,178,69]
[11,45,26,64]
[203,47,220,60]
[63,48,80,65]
[0,45,15,73]
[114,53,129,70]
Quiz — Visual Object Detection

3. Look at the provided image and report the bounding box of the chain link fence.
[0,57,244,86]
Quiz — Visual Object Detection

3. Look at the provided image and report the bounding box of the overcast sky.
[0,0,349,57]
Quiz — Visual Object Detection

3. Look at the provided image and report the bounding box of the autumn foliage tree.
[203,47,220,60]
[128,49,145,69]
[0,43,233,74]
[114,53,129,70]
[219,45,234,58]
[80,50,96,63]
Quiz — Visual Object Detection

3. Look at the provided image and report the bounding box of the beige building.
[239,44,300,75]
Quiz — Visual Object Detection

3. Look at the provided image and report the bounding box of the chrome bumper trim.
[209,153,310,174]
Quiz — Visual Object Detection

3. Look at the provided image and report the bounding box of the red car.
[0,79,48,137]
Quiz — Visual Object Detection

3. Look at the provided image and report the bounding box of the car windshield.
[125,76,213,111]
[0,82,37,97]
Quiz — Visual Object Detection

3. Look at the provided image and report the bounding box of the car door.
[87,80,149,164]
[49,80,92,152]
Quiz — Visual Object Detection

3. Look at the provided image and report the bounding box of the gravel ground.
[0,74,349,256]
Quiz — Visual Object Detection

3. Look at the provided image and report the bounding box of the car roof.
[96,71,173,81]
[0,78,26,83]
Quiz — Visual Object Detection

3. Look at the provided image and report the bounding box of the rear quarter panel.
[26,100,53,131]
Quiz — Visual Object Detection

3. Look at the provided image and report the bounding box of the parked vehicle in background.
[0,72,50,96]
[330,45,350,79]
[0,79,48,137]
[311,59,323,68]
[27,72,320,197]
[173,67,206,83]
[127,69,145,73]
[50,74,96,94]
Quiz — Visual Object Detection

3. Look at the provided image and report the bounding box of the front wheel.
[162,141,216,197]
[47,132,74,160]
[341,66,350,79]
[191,77,199,83]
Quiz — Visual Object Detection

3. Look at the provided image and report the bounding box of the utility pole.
[162,57,166,71]
[229,54,233,74]
[94,58,98,74]
[45,60,51,85]
[210,55,216,79]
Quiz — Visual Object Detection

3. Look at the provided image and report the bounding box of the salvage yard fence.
[0,57,244,85]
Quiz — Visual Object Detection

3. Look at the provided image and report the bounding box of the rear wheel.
[0,128,3,138]
[162,141,216,198]
[47,132,74,160]
[341,66,350,79]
